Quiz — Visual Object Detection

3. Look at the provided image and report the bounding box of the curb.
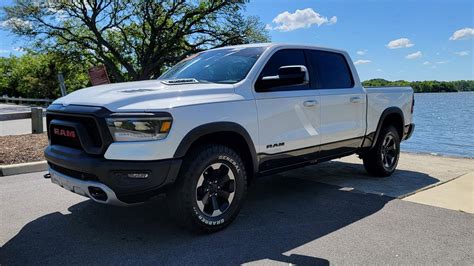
[0,161,48,176]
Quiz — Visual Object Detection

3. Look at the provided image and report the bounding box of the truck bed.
[365,86,414,135]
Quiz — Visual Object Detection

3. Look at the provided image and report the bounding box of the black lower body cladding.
[44,145,182,203]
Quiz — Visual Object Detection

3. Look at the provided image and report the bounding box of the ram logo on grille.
[53,128,76,138]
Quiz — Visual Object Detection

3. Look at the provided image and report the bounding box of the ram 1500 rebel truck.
[44,43,415,232]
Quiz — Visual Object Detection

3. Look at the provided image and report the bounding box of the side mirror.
[257,65,308,91]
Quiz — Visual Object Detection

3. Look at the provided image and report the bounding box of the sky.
[1,0,473,81]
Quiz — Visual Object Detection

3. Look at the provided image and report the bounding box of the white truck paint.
[45,43,415,232]
[52,44,413,161]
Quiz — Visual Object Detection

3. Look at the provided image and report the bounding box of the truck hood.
[53,80,240,112]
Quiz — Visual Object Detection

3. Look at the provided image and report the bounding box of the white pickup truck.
[44,43,414,232]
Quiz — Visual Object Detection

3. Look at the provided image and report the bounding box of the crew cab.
[44,43,415,232]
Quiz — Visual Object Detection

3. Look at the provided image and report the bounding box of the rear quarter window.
[308,50,354,89]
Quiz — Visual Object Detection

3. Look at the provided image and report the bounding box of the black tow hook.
[43,173,51,179]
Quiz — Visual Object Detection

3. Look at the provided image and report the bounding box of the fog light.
[127,172,149,179]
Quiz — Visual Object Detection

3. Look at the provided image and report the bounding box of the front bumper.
[49,167,131,206]
[45,145,182,205]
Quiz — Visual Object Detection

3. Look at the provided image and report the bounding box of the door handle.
[350,96,362,103]
[303,100,318,107]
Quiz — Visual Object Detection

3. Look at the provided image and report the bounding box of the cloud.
[449,27,474,40]
[436,61,448,64]
[269,8,337,31]
[0,17,32,30]
[386,38,414,49]
[354,59,371,65]
[422,61,431,65]
[0,49,10,53]
[376,69,383,72]
[406,51,422,59]
[356,49,367,55]
[454,51,470,56]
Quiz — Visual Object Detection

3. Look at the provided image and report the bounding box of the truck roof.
[210,43,348,54]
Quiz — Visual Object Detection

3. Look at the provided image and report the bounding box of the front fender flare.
[173,122,259,175]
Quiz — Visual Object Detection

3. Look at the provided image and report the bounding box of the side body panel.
[366,87,414,134]
[319,87,366,144]
[254,90,321,171]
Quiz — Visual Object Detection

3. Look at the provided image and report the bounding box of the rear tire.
[167,144,247,233]
[363,125,400,177]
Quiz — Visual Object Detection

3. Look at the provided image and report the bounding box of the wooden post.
[31,107,43,134]
[57,72,67,96]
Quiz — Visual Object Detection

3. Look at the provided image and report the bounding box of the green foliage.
[2,0,270,82]
[362,79,474,93]
[0,52,90,98]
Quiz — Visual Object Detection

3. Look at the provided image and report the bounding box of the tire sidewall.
[189,151,246,229]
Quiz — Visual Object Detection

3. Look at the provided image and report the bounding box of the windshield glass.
[159,47,267,84]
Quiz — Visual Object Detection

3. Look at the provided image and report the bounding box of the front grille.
[45,105,113,155]
[49,124,82,148]
[47,114,102,147]
[49,163,98,181]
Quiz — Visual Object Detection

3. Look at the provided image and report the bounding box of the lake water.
[401,91,474,158]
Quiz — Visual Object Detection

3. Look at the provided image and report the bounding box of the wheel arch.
[370,107,405,149]
[173,122,259,179]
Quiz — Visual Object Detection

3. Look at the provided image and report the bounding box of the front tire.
[363,125,400,177]
[167,144,247,233]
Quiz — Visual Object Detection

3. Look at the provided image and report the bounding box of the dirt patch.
[0,133,48,165]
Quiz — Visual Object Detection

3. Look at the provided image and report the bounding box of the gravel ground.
[0,133,48,165]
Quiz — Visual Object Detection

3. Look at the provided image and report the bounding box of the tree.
[0,52,91,98]
[1,0,270,82]
[362,79,474,93]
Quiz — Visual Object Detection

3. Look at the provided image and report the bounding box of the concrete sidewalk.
[0,118,47,136]
[283,153,474,214]
[404,172,474,213]
[290,153,474,198]
[0,103,47,136]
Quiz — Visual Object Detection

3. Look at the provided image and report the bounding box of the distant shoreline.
[413,91,474,93]
[362,79,474,93]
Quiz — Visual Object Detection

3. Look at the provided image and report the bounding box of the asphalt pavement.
[1,158,473,264]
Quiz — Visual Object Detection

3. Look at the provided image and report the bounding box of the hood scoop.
[119,88,156,93]
[160,78,199,85]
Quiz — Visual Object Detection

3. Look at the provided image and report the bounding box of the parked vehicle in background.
[44,43,415,232]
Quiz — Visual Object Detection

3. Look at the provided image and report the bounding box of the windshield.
[159,47,267,84]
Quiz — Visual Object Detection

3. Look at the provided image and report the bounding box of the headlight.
[106,115,172,142]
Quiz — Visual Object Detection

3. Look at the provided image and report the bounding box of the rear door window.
[308,50,354,89]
